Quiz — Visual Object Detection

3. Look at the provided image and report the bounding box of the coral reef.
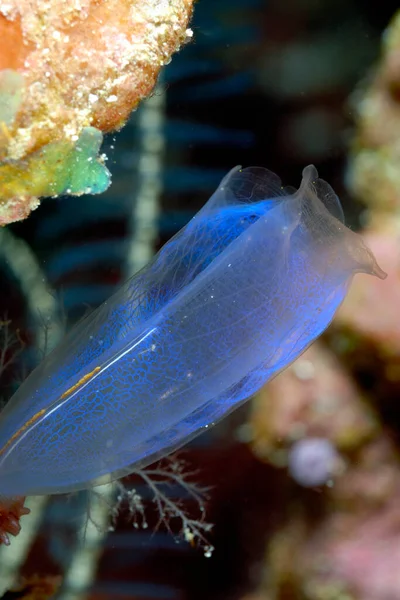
[245,9,400,599]
[0,496,29,545]
[1,575,61,599]
[0,0,194,225]
[347,10,400,215]
[248,346,400,598]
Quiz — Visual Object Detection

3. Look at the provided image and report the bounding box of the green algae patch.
[0,126,111,219]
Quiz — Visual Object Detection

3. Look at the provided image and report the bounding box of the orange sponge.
[0,0,194,224]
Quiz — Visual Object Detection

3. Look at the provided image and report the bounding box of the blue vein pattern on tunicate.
[0,164,385,496]
[0,166,275,468]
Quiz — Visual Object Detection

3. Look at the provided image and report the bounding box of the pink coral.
[0,496,30,545]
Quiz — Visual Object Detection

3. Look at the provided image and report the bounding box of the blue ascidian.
[0,164,386,544]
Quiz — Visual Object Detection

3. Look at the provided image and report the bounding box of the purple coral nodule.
[288,437,340,488]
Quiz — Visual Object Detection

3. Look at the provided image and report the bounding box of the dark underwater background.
[0,0,399,598]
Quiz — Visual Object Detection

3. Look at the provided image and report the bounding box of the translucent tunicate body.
[0,165,385,497]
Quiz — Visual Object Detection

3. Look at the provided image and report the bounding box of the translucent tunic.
[0,165,385,496]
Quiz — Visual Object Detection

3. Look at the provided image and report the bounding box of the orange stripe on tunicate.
[0,365,101,457]
[0,408,46,456]
[59,366,101,400]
